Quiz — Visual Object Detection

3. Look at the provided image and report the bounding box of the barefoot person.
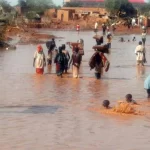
[33,45,46,74]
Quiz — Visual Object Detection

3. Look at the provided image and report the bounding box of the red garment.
[100,53,110,72]
[36,68,44,74]
[76,24,80,31]
[56,63,60,73]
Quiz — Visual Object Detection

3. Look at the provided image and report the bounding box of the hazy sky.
[6,0,63,6]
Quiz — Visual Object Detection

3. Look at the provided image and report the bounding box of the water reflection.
[136,65,145,78]
[1,31,150,149]
[0,105,61,114]
[47,65,52,74]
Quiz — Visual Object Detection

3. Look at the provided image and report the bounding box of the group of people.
[103,94,137,110]
[100,94,140,115]
[33,38,83,78]
[33,23,150,101]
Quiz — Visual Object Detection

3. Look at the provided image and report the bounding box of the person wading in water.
[69,47,82,78]
[141,30,146,46]
[135,41,145,66]
[62,44,70,73]
[33,45,46,74]
[102,23,106,36]
[54,46,66,77]
[46,38,56,65]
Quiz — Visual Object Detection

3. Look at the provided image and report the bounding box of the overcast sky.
[6,0,63,6]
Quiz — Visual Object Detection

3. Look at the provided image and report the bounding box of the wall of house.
[57,10,70,22]
[62,7,107,15]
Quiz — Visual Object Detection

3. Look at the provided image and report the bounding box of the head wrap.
[37,45,43,52]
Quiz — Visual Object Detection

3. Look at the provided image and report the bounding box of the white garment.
[72,65,79,78]
[142,32,146,39]
[95,22,98,29]
[132,18,136,26]
[135,45,144,61]
[34,51,45,68]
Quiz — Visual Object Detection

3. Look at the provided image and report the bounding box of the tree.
[18,0,55,15]
[18,0,27,14]
[105,0,136,17]
[139,3,150,16]
[0,0,12,12]
[118,2,136,17]
[64,1,83,7]
[26,0,54,14]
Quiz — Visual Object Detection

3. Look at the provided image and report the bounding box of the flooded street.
[1,30,150,149]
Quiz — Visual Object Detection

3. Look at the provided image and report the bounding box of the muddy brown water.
[1,30,150,149]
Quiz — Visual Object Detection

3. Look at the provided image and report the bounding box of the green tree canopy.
[105,0,136,17]
[26,0,54,13]
[139,3,150,16]
[0,0,12,12]
[18,0,55,14]
[64,1,83,7]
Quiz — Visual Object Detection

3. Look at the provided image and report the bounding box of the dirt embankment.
[6,26,55,45]
[4,18,147,46]
[29,16,147,35]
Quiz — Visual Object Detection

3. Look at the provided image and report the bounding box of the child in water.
[119,37,125,42]
[132,36,136,42]
[102,100,110,109]
[102,94,138,114]
[102,94,137,109]
[125,94,137,104]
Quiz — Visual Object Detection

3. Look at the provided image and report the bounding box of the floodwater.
[0,30,150,150]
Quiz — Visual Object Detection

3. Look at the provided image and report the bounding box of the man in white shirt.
[135,41,145,66]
